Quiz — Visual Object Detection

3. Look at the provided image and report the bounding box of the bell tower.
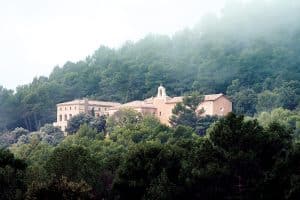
[157,84,167,98]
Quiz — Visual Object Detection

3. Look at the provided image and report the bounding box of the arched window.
[64,114,67,121]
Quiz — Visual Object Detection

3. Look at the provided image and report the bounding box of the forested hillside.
[1,0,300,131]
[1,1,300,199]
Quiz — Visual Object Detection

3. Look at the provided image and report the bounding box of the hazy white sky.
[0,0,231,89]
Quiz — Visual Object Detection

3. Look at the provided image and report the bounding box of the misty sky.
[0,0,250,90]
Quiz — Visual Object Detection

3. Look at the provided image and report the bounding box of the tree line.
[1,106,300,199]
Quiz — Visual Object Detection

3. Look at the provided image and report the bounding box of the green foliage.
[171,102,198,128]
[171,93,219,135]
[39,124,64,145]
[90,115,106,134]
[0,127,30,148]
[1,1,300,199]
[4,111,300,199]
[0,86,19,130]
[183,92,204,111]
[112,143,183,200]
[65,113,93,134]
[107,108,142,130]
[206,113,293,199]
[66,113,106,134]
[25,176,92,200]
[1,125,62,149]
[0,149,27,200]
[256,108,300,139]
[170,94,202,128]
[109,111,174,146]
[76,123,102,140]
[286,143,300,200]
[45,146,97,184]
[227,80,257,115]
[143,169,176,200]
[1,0,300,131]
[256,90,281,113]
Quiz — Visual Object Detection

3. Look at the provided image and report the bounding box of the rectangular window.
[64,114,67,121]
[69,114,72,118]
[159,112,162,116]
[59,115,62,121]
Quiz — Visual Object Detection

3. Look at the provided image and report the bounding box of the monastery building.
[54,85,232,132]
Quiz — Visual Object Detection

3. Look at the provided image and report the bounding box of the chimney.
[84,98,89,113]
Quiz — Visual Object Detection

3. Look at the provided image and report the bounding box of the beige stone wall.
[197,101,214,116]
[87,105,110,117]
[197,96,232,117]
[107,107,156,117]
[212,96,232,116]
[54,102,118,133]
[55,104,81,132]
[137,107,157,115]
[153,98,177,126]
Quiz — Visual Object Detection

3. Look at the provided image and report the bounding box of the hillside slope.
[0,0,299,131]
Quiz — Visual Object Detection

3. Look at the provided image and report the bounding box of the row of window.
[59,114,73,121]
[58,112,103,122]
[59,106,108,111]
[93,107,108,111]
[59,106,77,111]
[59,111,162,122]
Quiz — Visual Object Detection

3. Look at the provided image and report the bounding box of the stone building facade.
[107,85,232,126]
[196,94,232,117]
[53,99,120,133]
[54,85,232,132]
[108,85,183,125]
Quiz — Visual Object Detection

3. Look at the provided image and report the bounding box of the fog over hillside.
[0,0,299,131]
[0,0,225,89]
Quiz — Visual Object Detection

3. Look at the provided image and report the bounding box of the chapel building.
[108,85,232,126]
[107,85,183,125]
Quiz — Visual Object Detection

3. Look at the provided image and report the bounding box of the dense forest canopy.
[1,110,300,199]
[0,0,300,131]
